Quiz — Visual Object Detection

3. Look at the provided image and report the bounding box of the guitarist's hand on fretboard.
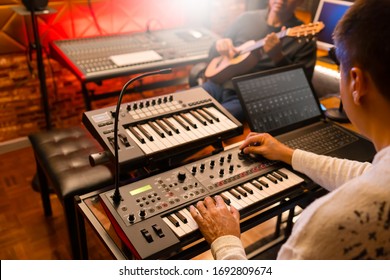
[215,38,239,59]
[263,31,284,63]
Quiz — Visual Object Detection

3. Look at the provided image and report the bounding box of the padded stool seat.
[29,126,117,259]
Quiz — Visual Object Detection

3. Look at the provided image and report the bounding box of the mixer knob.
[163,96,168,103]
[219,156,225,164]
[219,168,225,176]
[133,103,138,110]
[238,150,245,160]
[139,209,146,218]
[145,100,150,107]
[210,160,215,168]
[169,95,173,102]
[128,213,135,223]
[151,99,156,106]
[126,104,131,111]
[200,163,205,172]
[191,165,197,174]
[157,98,162,104]
[227,153,232,161]
[139,102,144,108]
[229,164,234,173]
[178,171,186,182]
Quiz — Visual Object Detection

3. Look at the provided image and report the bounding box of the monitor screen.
[313,0,353,51]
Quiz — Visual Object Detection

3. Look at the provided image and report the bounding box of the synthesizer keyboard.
[82,88,243,169]
[99,141,313,259]
[50,27,220,82]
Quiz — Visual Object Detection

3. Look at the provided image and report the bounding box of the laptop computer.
[232,64,376,162]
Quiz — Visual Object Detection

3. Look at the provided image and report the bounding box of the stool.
[29,126,117,259]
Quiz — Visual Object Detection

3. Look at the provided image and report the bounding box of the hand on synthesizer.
[239,132,294,165]
[189,196,240,245]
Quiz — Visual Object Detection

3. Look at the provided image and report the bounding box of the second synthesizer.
[82,88,243,169]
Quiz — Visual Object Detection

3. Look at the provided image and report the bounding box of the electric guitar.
[204,22,325,84]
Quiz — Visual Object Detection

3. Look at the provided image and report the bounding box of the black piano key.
[275,169,288,179]
[173,115,190,131]
[241,185,254,194]
[220,193,231,205]
[251,180,263,190]
[196,109,213,124]
[167,215,180,227]
[137,124,154,141]
[175,212,188,224]
[228,189,241,199]
[156,119,173,136]
[266,174,278,184]
[128,126,145,144]
[271,172,283,181]
[190,111,207,125]
[235,187,248,197]
[202,107,220,122]
[163,118,180,134]
[148,121,165,138]
[258,179,269,188]
[180,113,197,128]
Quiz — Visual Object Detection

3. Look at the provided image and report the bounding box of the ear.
[349,67,367,105]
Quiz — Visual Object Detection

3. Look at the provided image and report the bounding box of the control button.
[152,224,165,238]
[141,229,153,243]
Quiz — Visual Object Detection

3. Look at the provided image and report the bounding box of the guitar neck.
[240,29,288,54]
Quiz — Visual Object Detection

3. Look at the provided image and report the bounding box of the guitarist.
[202,0,316,121]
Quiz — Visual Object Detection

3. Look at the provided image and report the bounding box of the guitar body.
[205,40,259,85]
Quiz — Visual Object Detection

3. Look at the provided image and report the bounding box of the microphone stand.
[324,98,350,123]
[30,0,52,130]
[112,68,172,205]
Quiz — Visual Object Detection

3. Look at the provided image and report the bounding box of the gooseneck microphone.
[325,98,350,123]
[112,68,172,204]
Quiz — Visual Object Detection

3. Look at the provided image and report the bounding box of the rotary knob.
[128,213,135,223]
[177,171,186,182]
[139,209,146,218]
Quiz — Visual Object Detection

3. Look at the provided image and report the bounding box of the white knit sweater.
[211,147,390,260]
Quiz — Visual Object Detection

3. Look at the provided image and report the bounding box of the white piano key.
[140,124,167,150]
[134,125,160,153]
[279,168,305,185]
[142,123,172,149]
[170,213,193,234]
[162,216,186,238]
[183,113,208,138]
[180,209,199,231]
[242,183,267,201]
[125,128,153,154]
[222,191,246,210]
[168,117,194,142]
[235,186,257,205]
[207,107,237,130]
[175,115,201,140]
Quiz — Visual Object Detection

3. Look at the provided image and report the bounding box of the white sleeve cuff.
[210,235,247,260]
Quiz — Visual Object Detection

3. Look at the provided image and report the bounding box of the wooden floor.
[0,144,279,260]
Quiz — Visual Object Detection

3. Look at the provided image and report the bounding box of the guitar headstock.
[286,22,325,38]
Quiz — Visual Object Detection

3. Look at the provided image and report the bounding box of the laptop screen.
[233,65,323,135]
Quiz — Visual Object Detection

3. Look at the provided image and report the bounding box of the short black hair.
[333,0,390,100]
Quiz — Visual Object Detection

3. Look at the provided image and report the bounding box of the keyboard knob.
[139,209,146,218]
[200,163,205,172]
[229,164,234,173]
[178,171,186,182]
[219,168,224,176]
[219,156,225,164]
[191,165,197,174]
[210,160,215,168]
[128,213,135,222]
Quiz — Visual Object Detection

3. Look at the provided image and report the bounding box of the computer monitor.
[313,0,353,55]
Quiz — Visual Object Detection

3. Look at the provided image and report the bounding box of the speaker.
[22,0,49,11]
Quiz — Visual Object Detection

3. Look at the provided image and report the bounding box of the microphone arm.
[112,68,172,204]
